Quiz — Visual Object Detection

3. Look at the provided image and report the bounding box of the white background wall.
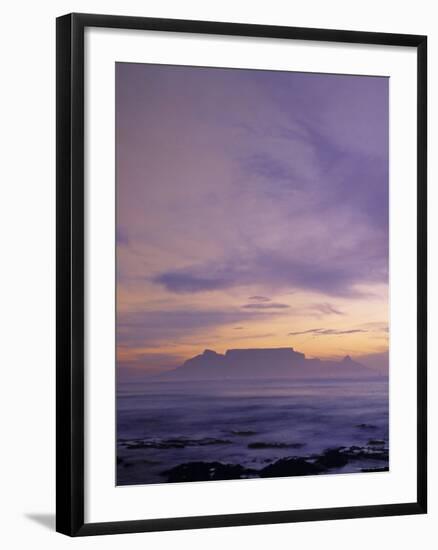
[0,0,436,547]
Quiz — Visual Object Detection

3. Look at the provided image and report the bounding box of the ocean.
[117,377,389,485]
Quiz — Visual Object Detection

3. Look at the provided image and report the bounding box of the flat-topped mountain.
[157,347,377,381]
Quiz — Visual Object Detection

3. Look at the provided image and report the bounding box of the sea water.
[117,377,389,485]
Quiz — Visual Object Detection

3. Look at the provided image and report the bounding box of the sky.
[116,62,389,374]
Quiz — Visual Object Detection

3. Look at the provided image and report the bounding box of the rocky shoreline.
[158,443,389,482]
[118,440,389,483]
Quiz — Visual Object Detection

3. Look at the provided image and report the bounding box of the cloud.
[288,327,367,336]
[119,67,388,302]
[308,303,344,316]
[153,248,386,297]
[116,227,129,246]
[154,272,230,293]
[117,307,278,348]
[241,152,302,192]
[360,321,389,333]
[248,295,271,302]
[242,302,290,310]
[238,115,388,234]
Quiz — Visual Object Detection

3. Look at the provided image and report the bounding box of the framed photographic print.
[56,13,427,536]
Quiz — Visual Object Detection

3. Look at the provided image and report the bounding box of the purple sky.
[116,63,389,373]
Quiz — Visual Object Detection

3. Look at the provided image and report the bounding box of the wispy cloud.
[243,302,290,310]
[241,152,302,192]
[288,328,367,336]
[360,321,389,333]
[308,303,344,316]
[248,296,271,302]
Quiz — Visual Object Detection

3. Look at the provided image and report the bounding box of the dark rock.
[316,448,349,468]
[230,430,258,436]
[361,466,389,472]
[126,437,232,450]
[343,445,388,461]
[126,440,182,450]
[161,461,254,483]
[260,457,325,478]
[310,445,388,468]
[185,437,232,447]
[248,442,305,449]
[367,439,385,446]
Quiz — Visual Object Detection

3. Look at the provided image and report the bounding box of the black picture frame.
[56,12,427,537]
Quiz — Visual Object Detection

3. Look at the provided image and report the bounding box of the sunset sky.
[116,63,389,374]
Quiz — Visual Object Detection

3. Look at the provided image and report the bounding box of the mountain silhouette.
[156,347,376,381]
